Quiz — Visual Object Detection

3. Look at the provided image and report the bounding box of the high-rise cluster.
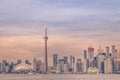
[52,46,120,74]
[52,54,83,74]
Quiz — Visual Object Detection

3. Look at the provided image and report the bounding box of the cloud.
[0,0,120,25]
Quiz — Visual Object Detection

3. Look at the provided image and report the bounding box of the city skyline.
[0,0,120,63]
[0,44,120,74]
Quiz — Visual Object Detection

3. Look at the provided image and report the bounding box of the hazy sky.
[0,0,120,65]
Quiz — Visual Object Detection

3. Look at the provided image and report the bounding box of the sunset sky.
[0,0,120,65]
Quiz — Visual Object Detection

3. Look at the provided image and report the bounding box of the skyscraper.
[112,45,115,52]
[59,59,65,72]
[90,57,97,68]
[64,56,68,64]
[37,60,42,71]
[114,59,120,73]
[44,28,48,72]
[2,60,7,73]
[70,55,73,70]
[73,57,75,63]
[56,64,61,73]
[96,53,106,72]
[83,50,87,59]
[33,58,37,71]
[83,50,89,73]
[104,58,114,74]
[76,59,82,73]
[64,63,69,73]
[0,63,2,72]
[106,47,109,57]
[70,56,75,71]
[88,47,94,61]
[53,54,58,70]
[112,45,116,59]
[83,58,89,73]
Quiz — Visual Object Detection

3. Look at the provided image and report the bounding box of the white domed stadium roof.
[13,63,33,72]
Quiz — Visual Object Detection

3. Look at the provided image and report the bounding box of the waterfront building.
[70,56,73,71]
[83,59,89,73]
[8,63,14,73]
[2,60,7,73]
[59,59,65,73]
[36,60,42,71]
[33,58,42,72]
[104,58,114,74]
[73,63,77,73]
[48,66,53,73]
[114,59,120,73]
[33,58,37,71]
[56,64,61,73]
[0,63,2,72]
[40,63,45,73]
[72,57,75,72]
[96,53,106,72]
[100,61,104,73]
[64,63,69,73]
[53,54,58,70]
[6,66,10,73]
[76,59,82,73]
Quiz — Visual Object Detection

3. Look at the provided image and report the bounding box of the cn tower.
[43,28,48,73]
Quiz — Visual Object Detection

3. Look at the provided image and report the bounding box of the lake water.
[0,74,120,80]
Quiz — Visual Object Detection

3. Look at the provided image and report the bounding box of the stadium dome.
[13,63,33,73]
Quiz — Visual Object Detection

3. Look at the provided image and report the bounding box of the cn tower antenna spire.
[45,27,47,37]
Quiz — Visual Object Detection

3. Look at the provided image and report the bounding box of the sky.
[0,0,120,65]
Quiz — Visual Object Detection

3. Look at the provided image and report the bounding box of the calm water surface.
[0,74,120,80]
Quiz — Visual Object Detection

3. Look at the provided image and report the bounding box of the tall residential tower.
[53,54,58,70]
